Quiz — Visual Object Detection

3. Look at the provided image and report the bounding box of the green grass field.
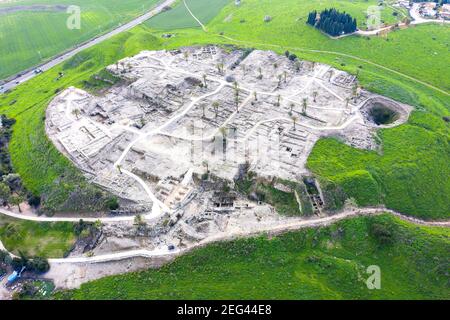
[147,0,231,30]
[0,215,75,258]
[54,214,450,300]
[307,112,450,220]
[0,0,160,80]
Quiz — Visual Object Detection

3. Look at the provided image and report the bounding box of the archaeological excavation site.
[44,46,413,284]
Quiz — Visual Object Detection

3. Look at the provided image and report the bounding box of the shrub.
[0,249,9,262]
[73,219,87,236]
[106,197,119,210]
[27,257,50,274]
[27,195,41,207]
[370,221,395,245]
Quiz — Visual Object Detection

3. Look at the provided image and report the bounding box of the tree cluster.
[307,8,357,37]
[1,250,50,274]
[0,115,40,212]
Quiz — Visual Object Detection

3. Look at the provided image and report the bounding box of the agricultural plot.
[147,0,231,30]
[0,0,160,80]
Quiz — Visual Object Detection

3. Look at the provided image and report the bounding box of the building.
[419,2,437,18]
[211,191,237,212]
[441,4,450,19]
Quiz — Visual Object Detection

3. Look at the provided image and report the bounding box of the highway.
[0,0,176,94]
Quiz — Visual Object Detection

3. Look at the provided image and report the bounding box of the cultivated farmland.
[0,0,160,79]
[147,0,231,30]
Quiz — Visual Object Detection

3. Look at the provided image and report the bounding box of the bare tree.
[302,98,308,115]
[202,160,209,174]
[71,108,81,119]
[216,63,223,74]
[292,115,298,131]
[233,82,240,112]
[219,127,227,160]
[277,74,283,87]
[258,67,263,79]
[352,83,359,103]
[201,104,206,118]
[276,94,282,107]
[212,101,220,119]
[328,69,334,81]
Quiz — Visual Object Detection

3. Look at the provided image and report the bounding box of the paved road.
[0,0,176,94]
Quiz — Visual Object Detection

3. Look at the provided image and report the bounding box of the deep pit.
[369,103,400,125]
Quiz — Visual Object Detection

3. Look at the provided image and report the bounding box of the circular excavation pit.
[369,103,399,125]
[361,97,410,128]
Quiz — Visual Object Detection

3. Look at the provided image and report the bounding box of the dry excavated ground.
[43,47,413,285]
[46,46,411,205]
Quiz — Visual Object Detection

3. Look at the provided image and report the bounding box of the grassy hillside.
[0,0,160,79]
[308,112,450,219]
[0,0,448,217]
[54,214,450,300]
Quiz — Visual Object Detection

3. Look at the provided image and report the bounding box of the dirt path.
[183,0,207,32]
[1,206,448,292]
[1,206,447,263]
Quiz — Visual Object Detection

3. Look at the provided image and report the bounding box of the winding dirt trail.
[0,207,448,265]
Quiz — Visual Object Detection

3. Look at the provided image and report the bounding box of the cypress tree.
[309,8,357,36]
